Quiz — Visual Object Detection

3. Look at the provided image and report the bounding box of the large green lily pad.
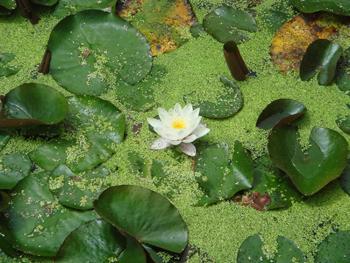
[94,185,188,254]
[300,39,343,86]
[315,231,350,263]
[5,172,96,256]
[53,0,115,18]
[203,5,257,44]
[237,234,268,263]
[48,10,152,96]
[30,95,125,173]
[256,99,306,130]
[49,164,111,210]
[118,236,147,263]
[0,153,32,190]
[291,0,350,16]
[195,141,254,206]
[0,53,18,77]
[268,126,348,196]
[56,220,125,262]
[336,47,350,95]
[0,83,68,128]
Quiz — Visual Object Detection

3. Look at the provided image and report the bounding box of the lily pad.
[31,0,58,6]
[339,160,350,196]
[0,191,9,212]
[336,115,350,134]
[300,39,343,86]
[195,141,254,206]
[30,95,125,173]
[0,216,18,257]
[275,236,305,263]
[315,231,350,263]
[336,47,350,95]
[184,76,243,119]
[119,236,147,263]
[0,132,10,151]
[268,126,348,196]
[0,153,32,190]
[256,99,306,130]
[291,0,350,16]
[0,53,18,77]
[203,5,257,44]
[5,172,96,256]
[49,164,111,210]
[262,1,295,33]
[237,234,268,263]
[48,10,152,96]
[94,185,188,254]
[0,83,68,128]
[56,219,125,262]
[53,0,115,18]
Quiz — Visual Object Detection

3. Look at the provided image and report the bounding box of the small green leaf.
[336,47,350,95]
[275,236,305,263]
[54,0,115,18]
[291,0,350,16]
[339,160,350,196]
[336,115,350,134]
[300,39,343,86]
[6,172,96,256]
[237,234,269,263]
[56,220,125,263]
[315,231,350,263]
[203,5,257,44]
[195,141,254,205]
[0,83,68,128]
[256,99,306,130]
[48,10,152,96]
[94,185,188,254]
[268,126,348,196]
[0,53,18,77]
[184,76,243,119]
[49,164,111,210]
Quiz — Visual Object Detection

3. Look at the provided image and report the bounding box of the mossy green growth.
[0,0,350,262]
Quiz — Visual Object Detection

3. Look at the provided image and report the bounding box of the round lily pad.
[0,83,68,128]
[30,95,125,173]
[48,10,152,96]
[94,185,188,254]
[237,234,268,263]
[203,5,257,44]
[53,0,115,18]
[56,220,125,262]
[0,153,32,190]
[5,172,96,256]
[315,231,350,263]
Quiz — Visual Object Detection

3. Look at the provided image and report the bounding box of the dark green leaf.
[1,83,68,128]
[336,115,350,134]
[0,53,18,77]
[118,236,146,263]
[237,234,269,263]
[0,153,32,190]
[54,0,115,18]
[291,0,350,16]
[195,141,254,206]
[0,216,18,257]
[0,132,10,151]
[315,231,350,263]
[94,185,188,253]
[203,5,257,44]
[256,99,306,130]
[49,164,111,210]
[0,0,16,10]
[0,191,10,212]
[48,10,152,96]
[6,172,96,256]
[275,236,305,263]
[56,220,125,263]
[336,47,350,95]
[300,39,343,86]
[31,0,58,6]
[340,160,350,195]
[128,152,146,176]
[268,126,348,196]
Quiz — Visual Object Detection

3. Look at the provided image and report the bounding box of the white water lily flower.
[147,103,210,156]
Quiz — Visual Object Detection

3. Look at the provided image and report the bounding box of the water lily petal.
[183,104,193,115]
[147,118,163,130]
[151,138,171,150]
[173,103,182,115]
[158,107,171,123]
[193,124,210,139]
[180,143,196,157]
[169,140,182,146]
[182,134,197,143]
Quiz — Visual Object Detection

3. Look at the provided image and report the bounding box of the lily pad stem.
[15,0,39,24]
[223,41,249,81]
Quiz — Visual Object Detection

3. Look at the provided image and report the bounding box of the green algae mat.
[0,0,350,262]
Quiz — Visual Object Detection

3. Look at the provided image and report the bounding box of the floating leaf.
[0,53,18,77]
[128,152,146,176]
[94,185,188,254]
[237,234,268,263]
[0,216,18,257]
[256,99,306,130]
[6,172,96,256]
[49,165,111,210]
[0,83,68,128]
[275,236,305,263]
[54,0,115,18]
[0,191,10,212]
[184,76,243,119]
[300,39,343,86]
[262,1,295,33]
[56,220,125,262]
[48,10,152,96]
[119,237,147,263]
[291,0,350,16]
[336,47,350,95]
[339,160,350,196]
[268,126,348,196]
[315,231,350,263]
[0,153,32,190]
[0,132,10,151]
[117,0,195,56]
[270,15,338,73]
[30,95,125,173]
[336,115,350,134]
[195,141,254,206]
[31,0,58,6]
[203,5,257,44]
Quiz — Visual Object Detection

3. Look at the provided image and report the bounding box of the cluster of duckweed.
[1,0,350,262]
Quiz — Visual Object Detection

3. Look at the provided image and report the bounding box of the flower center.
[171,118,186,130]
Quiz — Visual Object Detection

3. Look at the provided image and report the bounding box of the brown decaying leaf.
[270,14,338,73]
[234,192,271,211]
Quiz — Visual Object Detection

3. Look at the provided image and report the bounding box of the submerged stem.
[223,41,249,81]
